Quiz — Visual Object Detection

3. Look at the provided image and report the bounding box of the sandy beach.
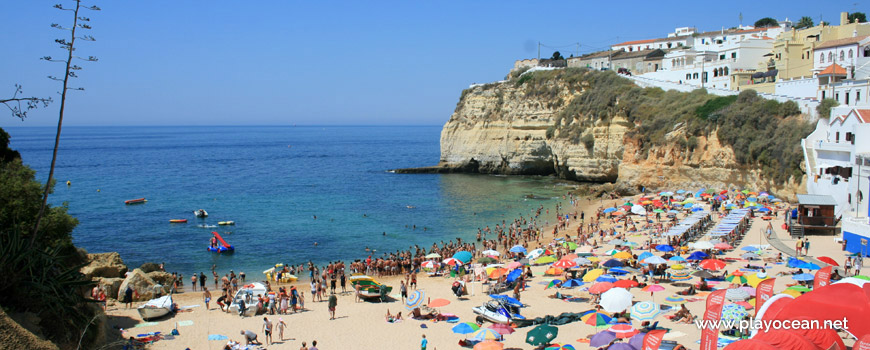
[105,195,860,350]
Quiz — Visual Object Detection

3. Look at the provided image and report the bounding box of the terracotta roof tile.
[818,63,847,76]
[856,109,870,123]
[815,35,870,50]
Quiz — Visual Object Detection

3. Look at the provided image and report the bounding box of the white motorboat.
[229,282,267,317]
[472,300,522,324]
[194,209,208,218]
[138,295,175,320]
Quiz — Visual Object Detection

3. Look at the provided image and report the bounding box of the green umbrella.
[623,202,633,207]
[562,242,578,250]
[653,209,665,213]
[786,286,812,292]
[855,275,870,281]
[535,256,557,264]
[526,324,559,346]
[478,257,497,264]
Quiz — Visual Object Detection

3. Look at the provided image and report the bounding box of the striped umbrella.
[471,328,503,341]
[452,322,480,334]
[405,290,425,310]
[421,261,439,269]
[663,295,687,305]
[725,274,748,284]
[473,340,504,350]
[582,310,613,326]
[545,279,563,289]
[552,260,577,269]
[630,301,662,321]
[544,344,576,350]
[443,257,463,266]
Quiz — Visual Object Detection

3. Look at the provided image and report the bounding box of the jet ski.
[472,299,524,324]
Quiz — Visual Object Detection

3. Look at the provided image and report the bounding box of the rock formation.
[81,252,128,279]
[118,268,169,301]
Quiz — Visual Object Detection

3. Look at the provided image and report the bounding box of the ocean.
[6,126,572,277]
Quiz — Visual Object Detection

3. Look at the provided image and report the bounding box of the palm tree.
[795,16,814,29]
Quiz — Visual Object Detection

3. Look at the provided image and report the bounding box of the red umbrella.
[641,284,665,292]
[714,243,733,250]
[488,323,515,335]
[552,260,577,269]
[818,256,840,266]
[589,282,614,294]
[606,323,639,338]
[428,298,451,308]
[613,279,639,289]
[700,259,727,271]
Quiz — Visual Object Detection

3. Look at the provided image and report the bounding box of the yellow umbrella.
[545,267,564,276]
[535,256,557,265]
[613,251,632,259]
[583,268,605,282]
[745,273,769,288]
[587,256,601,262]
[670,264,685,270]
[781,289,802,298]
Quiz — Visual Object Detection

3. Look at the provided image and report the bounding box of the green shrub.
[816,99,839,119]
[581,133,595,153]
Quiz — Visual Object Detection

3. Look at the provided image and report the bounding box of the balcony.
[816,141,853,152]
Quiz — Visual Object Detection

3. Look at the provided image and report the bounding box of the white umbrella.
[527,248,545,260]
[573,257,591,265]
[643,256,668,265]
[630,205,647,215]
[693,241,715,250]
[482,250,500,257]
[600,287,634,313]
[425,253,441,259]
[725,288,751,301]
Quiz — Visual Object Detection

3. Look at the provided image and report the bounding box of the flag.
[755,278,776,316]
[642,329,667,350]
[814,266,832,289]
[855,334,870,350]
[700,289,727,350]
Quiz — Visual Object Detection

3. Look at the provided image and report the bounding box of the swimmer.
[314,242,318,246]
[66,180,71,186]
[383,232,386,236]
[313,215,317,220]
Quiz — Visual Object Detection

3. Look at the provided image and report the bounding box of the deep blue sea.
[6,126,571,277]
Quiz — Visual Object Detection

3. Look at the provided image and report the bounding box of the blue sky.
[0,1,859,126]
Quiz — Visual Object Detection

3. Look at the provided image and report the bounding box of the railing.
[798,216,837,227]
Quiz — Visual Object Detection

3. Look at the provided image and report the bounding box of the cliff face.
[409,72,805,201]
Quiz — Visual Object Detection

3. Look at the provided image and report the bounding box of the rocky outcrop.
[118,269,168,301]
[395,70,805,201]
[0,309,59,350]
[81,252,128,279]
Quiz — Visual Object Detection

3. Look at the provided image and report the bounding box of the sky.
[0,1,862,126]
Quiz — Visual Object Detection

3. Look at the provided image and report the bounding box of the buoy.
[66,180,71,186]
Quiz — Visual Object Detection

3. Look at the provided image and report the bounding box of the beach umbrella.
[443,257,463,266]
[741,252,760,260]
[505,261,522,270]
[725,288,751,301]
[452,322,480,334]
[428,298,450,308]
[607,323,640,338]
[786,285,812,292]
[670,270,693,281]
[791,273,815,281]
[510,245,527,254]
[630,301,662,321]
[655,244,675,252]
[699,259,727,270]
[613,251,633,259]
[526,324,558,346]
[421,261,439,269]
[473,340,504,350]
[603,259,624,268]
[453,251,473,264]
[603,207,618,214]
[693,241,715,250]
[818,256,840,266]
[471,328,503,341]
[600,287,633,313]
[536,256,557,265]
[506,269,523,283]
[583,269,606,282]
[670,264,685,270]
[726,273,748,284]
[638,251,654,261]
[482,250,500,257]
[562,279,585,288]
[562,242,578,250]
[478,257,498,264]
[527,248,545,260]
[787,257,820,270]
[424,253,441,259]
[622,241,639,248]
[405,290,425,310]
[669,256,687,262]
[643,256,668,265]
[563,253,579,261]
[745,272,769,288]
[741,246,759,252]
[721,304,749,323]
[489,268,509,279]
[663,295,687,305]
[545,267,564,276]
[607,343,637,350]
[605,249,621,256]
[552,260,577,269]
[653,209,665,213]
[609,268,630,275]
[573,257,591,265]
[613,279,639,289]
[596,275,618,283]
[687,251,708,260]
[714,243,733,250]
[589,282,614,294]
[488,323,515,335]
[544,344,576,350]
[781,289,803,298]
[609,239,626,246]
[545,279,563,289]
[589,330,617,347]
[642,284,665,293]
[582,311,613,327]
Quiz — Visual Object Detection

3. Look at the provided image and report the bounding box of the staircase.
[789,224,804,238]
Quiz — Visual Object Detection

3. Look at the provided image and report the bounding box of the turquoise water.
[6,126,571,276]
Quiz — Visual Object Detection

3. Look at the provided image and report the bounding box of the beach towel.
[133,322,158,328]
[178,304,200,310]
[694,291,711,298]
[177,320,194,327]
[207,334,228,341]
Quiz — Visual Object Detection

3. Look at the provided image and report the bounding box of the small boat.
[264,264,298,283]
[125,198,147,205]
[218,221,235,226]
[138,295,175,320]
[194,209,208,218]
[197,224,217,228]
[472,299,523,324]
[208,231,234,253]
[229,282,267,317]
[349,274,392,299]
[169,219,188,223]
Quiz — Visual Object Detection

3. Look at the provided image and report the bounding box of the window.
[822,91,826,99]
[820,53,825,63]
[686,73,691,80]
[858,91,862,102]
[846,92,850,105]
[829,52,833,61]
[836,132,840,142]
[849,49,854,58]
[720,54,726,60]
[724,67,729,75]
[693,72,699,79]
[840,50,845,61]
[865,46,870,57]
[731,52,737,59]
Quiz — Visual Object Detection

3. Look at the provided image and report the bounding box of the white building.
[802,107,870,254]
[813,35,870,79]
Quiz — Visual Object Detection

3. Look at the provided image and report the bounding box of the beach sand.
[105,195,859,349]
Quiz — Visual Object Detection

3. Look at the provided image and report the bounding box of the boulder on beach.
[146,271,176,289]
[95,277,124,300]
[81,252,128,279]
[118,268,167,301]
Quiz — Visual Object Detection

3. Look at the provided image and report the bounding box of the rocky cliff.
[397,69,809,201]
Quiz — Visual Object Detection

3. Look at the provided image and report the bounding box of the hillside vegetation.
[514,68,813,184]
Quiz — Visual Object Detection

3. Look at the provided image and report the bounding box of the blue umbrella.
[589,331,617,347]
[741,246,759,252]
[787,257,821,270]
[638,251,654,261]
[676,190,686,194]
[603,207,618,214]
[562,279,585,288]
[687,251,708,260]
[692,207,704,212]
[603,259,624,268]
[758,207,771,212]
[453,251,472,264]
[510,245,527,254]
[609,268,630,275]
[506,268,523,283]
[746,197,758,202]
[596,275,618,283]
[668,210,680,214]
[669,256,687,262]
[792,273,815,281]
[656,244,675,252]
[452,322,479,334]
